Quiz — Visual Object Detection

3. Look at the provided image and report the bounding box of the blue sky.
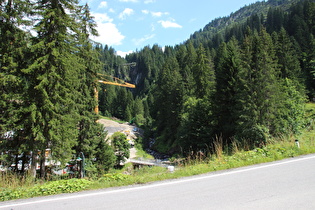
[80,0,260,56]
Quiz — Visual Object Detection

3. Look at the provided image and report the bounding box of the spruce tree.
[273,28,302,83]
[111,132,130,166]
[176,43,196,96]
[192,44,215,99]
[153,57,183,153]
[213,37,243,144]
[0,0,32,171]
[94,134,116,173]
[302,34,315,99]
[23,0,84,177]
[237,28,280,146]
[73,4,108,164]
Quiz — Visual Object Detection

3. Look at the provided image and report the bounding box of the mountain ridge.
[188,0,300,45]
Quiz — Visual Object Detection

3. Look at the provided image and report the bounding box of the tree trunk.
[30,151,37,178]
[40,153,46,179]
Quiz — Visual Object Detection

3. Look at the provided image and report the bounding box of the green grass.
[99,116,126,124]
[135,148,154,159]
[1,135,314,201]
[135,142,154,159]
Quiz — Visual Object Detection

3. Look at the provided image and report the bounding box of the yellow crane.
[97,73,135,88]
[94,73,135,114]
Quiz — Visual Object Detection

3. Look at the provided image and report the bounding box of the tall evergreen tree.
[153,57,183,153]
[266,7,285,33]
[0,0,32,170]
[273,28,302,83]
[94,134,115,173]
[179,42,196,96]
[73,4,112,168]
[23,0,84,177]
[213,38,243,143]
[302,33,315,99]
[192,44,215,99]
[236,28,280,146]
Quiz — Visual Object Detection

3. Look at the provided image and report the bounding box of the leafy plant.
[0,179,92,201]
[99,173,129,182]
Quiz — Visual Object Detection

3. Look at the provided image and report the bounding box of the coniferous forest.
[1,0,315,177]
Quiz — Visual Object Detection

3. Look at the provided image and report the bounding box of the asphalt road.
[1,154,315,210]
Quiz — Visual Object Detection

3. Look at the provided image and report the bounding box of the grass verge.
[2,135,313,202]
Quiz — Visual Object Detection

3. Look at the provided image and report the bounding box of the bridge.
[129,158,174,172]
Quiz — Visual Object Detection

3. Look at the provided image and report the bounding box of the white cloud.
[98,1,108,9]
[119,8,134,20]
[93,22,125,45]
[151,11,168,17]
[93,13,113,22]
[142,10,149,15]
[119,0,138,2]
[91,12,125,46]
[158,20,182,28]
[132,34,155,46]
[116,50,134,57]
[142,10,169,17]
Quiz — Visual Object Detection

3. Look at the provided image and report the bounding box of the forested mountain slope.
[189,0,300,46]
[118,0,314,155]
[1,0,314,176]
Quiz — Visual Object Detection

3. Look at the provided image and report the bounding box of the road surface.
[1,154,315,210]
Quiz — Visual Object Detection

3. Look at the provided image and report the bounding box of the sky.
[79,0,260,57]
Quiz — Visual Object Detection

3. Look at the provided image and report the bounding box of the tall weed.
[213,135,223,159]
[0,171,35,188]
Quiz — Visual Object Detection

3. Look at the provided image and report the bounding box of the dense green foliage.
[121,0,314,155]
[1,0,314,180]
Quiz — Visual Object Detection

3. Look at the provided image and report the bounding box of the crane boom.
[94,73,135,114]
[97,73,135,88]
[98,80,135,88]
